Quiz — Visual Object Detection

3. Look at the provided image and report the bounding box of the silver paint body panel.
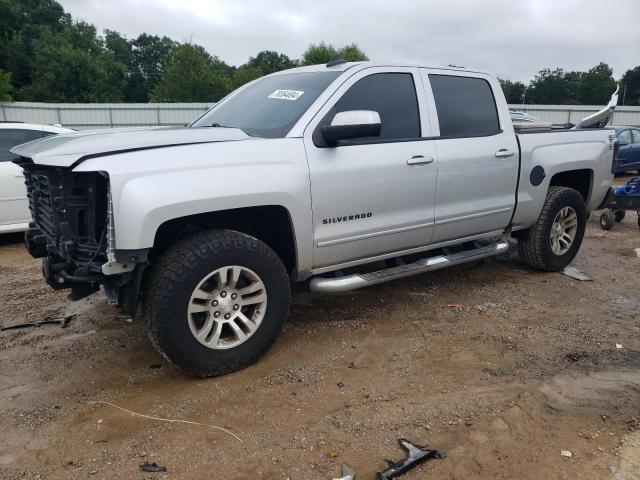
[11,62,614,280]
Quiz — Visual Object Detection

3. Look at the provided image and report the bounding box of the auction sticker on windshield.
[268,89,304,100]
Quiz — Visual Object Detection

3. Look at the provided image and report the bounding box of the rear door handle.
[407,155,434,166]
[495,149,515,158]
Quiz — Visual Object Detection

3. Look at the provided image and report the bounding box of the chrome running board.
[309,239,510,293]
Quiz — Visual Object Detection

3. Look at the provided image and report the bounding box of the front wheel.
[145,230,290,377]
[518,186,587,271]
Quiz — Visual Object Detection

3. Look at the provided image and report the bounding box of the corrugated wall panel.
[110,107,160,127]
[509,105,640,127]
[58,107,111,129]
[1,104,61,124]
[1,102,639,129]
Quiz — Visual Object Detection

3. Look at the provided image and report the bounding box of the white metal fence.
[510,104,640,127]
[1,101,639,130]
[0,102,214,130]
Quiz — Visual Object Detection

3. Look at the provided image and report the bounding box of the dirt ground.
[1,201,640,479]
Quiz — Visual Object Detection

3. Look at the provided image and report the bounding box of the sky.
[58,0,639,83]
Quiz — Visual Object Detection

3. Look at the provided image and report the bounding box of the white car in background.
[0,122,74,233]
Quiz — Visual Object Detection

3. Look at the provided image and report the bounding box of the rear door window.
[429,75,501,137]
[0,128,43,161]
[333,73,421,141]
[632,129,640,144]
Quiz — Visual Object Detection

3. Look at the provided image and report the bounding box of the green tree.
[577,63,616,105]
[528,68,576,104]
[232,65,262,88]
[527,64,620,105]
[0,69,13,101]
[620,66,640,106]
[338,43,368,62]
[302,42,368,65]
[19,27,126,102]
[499,78,526,104]
[246,50,297,75]
[150,43,229,102]
[302,42,339,65]
[0,0,69,91]
[66,20,102,54]
[127,33,176,101]
[104,29,133,68]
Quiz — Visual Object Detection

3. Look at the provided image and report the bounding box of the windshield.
[191,71,341,138]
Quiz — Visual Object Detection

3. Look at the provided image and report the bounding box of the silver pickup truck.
[11,60,617,377]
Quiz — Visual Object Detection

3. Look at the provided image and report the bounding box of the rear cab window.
[427,74,501,137]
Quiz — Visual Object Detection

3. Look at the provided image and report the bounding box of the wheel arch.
[150,205,299,276]
[548,168,593,204]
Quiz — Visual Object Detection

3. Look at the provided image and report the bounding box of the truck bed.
[511,128,615,231]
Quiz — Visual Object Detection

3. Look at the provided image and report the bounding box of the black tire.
[599,211,615,230]
[614,210,626,222]
[518,186,587,271]
[145,229,290,377]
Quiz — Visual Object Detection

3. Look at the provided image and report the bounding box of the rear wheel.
[518,186,587,271]
[145,230,290,377]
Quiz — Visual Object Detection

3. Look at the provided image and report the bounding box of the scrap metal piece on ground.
[376,438,445,480]
[139,461,167,473]
[332,463,357,480]
[562,266,592,281]
[0,314,75,331]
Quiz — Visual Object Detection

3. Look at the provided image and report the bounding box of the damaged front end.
[18,158,146,316]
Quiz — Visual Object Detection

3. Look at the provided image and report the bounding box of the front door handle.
[407,155,434,166]
[495,149,515,158]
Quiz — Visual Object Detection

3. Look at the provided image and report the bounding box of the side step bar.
[309,239,510,293]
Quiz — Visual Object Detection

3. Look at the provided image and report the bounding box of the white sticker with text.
[268,89,304,100]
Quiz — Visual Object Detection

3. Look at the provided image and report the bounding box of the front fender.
[73,138,313,274]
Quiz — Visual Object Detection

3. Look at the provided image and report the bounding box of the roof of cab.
[270,61,492,77]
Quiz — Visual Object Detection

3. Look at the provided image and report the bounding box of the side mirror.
[618,138,629,147]
[321,110,381,145]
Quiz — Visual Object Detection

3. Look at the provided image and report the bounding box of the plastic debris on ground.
[376,438,445,480]
[139,461,167,473]
[616,343,623,349]
[560,450,573,458]
[1,314,75,331]
[562,266,591,282]
[332,463,357,480]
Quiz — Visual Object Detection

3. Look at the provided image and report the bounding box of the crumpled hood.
[10,126,251,168]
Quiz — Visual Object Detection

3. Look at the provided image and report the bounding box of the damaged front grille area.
[17,158,109,267]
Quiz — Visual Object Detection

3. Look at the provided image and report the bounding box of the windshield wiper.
[199,122,257,137]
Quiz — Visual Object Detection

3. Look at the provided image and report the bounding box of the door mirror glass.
[321,110,381,145]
